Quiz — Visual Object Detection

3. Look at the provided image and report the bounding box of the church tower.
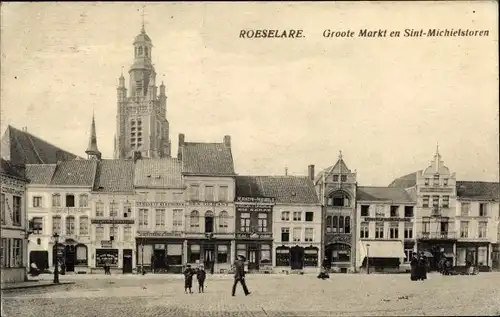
[86,113,102,160]
[114,21,171,159]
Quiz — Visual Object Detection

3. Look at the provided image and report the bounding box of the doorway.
[247,246,259,271]
[122,249,133,274]
[30,251,49,270]
[65,245,76,272]
[290,246,304,270]
[153,249,167,272]
[205,212,214,233]
[204,246,215,273]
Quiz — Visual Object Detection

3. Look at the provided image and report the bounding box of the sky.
[1,2,498,186]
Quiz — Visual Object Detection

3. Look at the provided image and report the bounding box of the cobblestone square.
[2,272,500,316]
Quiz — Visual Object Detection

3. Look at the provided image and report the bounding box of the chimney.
[133,151,142,163]
[285,167,288,176]
[178,134,185,160]
[308,164,315,181]
[223,135,231,148]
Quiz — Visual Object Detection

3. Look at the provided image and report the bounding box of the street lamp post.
[53,233,60,284]
[141,238,145,275]
[366,243,370,275]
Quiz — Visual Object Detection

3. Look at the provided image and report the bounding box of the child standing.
[197,265,206,293]
[183,265,194,294]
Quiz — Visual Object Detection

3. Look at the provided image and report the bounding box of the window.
[109,202,118,217]
[478,222,487,238]
[375,205,385,217]
[329,191,350,207]
[425,178,430,186]
[375,222,384,239]
[338,216,344,233]
[12,196,21,226]
[204,186,214,202]
[332,175,339,182]
[123,203,132,218]
[144,46,149,57]
[173,209,183,231]
[260,245,271,264]
[1,238,6,267]
[190,210,199,229]
[443,178,448,186]
[32,217,43,234]
[404,222,413,239]
[66,216,75,235]
[219,211,229,232]
[361,205,370,217]
[422,217,430,233]
[433,175,439,185]
[404,249,413,263]
[440,219,449,234]
[461,203,470,217]
[52,216,61,234]
[326,216,332,233]
[138,46,143,55]
[293,211,302,221]
[432,196,439,208]
[138,209,149,228]
[331,243,350,262]
[217,245,228,263]
[390,206,399,217]
[275,247,290,266]
[79,194,88,208]
[332,216,338,233]
[304,247,318,267]
[79,217,89,235]
[52,194,61,207]
[189,244,200,263]
[76,245,87,265]
[155,209,166,229]
[96,202,104,217]
[389,222,399,239]
[478,246,488,266]
[479,203,488,217]
[305,228,313,242]
[95,225,104,241]
[189,185,200,201]
[281,227,290,242]
[442,196,450,208]
[12,239,23,267]
[257,213,267,232]
[293,227,301,242]
[422,196,429,208]
[404,206,414,218]
[124,226,132,241]
[345,216,351,234]
[341,175,347,182]
[109,225,117,240]
[1,194,5,224]
[460,221,469,238]
[218,186,229,201]
[65,194,75,207]
[281,211,290,221]
[305,212,314,222]
[240,212,250,232]
[33,196,42,208]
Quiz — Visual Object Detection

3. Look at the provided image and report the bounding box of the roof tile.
[134,158,183,188]
[94,160,135,193]
[357,186,415,203]
[388,171,420,188]
[456,181,499,201]
[182,142,235,176]
[25,164,57,185]
[50,160,97,186]
[0,158,26,180]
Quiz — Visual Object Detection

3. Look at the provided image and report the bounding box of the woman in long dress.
[410,252,419,281]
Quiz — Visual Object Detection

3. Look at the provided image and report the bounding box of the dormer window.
[332,175,339,182]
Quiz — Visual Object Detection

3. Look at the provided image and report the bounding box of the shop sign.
[236,204,273,213]
[136,201,186,207]
[363,217,412,222]
[236,232,272,239]
[0,186,24,196]
[101,240,112,248]
[91,219,135,225]
[137,231,183,238]
[96,249,118,267]
[236,197,275,205]
[186,201,230,207]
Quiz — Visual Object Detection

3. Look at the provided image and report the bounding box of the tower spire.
[141,5,146,33]
[86,113,102,160]
[434,142,441,173]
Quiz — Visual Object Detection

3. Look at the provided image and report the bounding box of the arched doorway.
[204,211,214,233]
[290,245,304,270]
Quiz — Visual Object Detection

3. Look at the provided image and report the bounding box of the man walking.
[232,255,250,296]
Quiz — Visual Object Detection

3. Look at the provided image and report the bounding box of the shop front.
[52,239,90,274]
[274,244,320,273]
[417,241,455,271]
[357,240,406,273]
[455,241,490,272]
[324,233,353,273]
[235,232,273,273]
[492,244,500,271]
[186,238,232,274]
[136,231,184,274]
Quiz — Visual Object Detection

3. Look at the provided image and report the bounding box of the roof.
[456,181,499,201]
[357,186,415,204]
[388,171,420,188]
[94,160,134,193]
[50,160,97,187]
[134,158,183,188]
[236,176,320,205]
[134,29,152,43]
[314,157,352,184]
[1,125,80,165]
[0,158,26,180]
[182,142,235,176]
[25,164,57,185]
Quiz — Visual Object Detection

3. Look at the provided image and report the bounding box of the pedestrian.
[232,255,250,296]
[197,265,206,293]
[183,264,194,294]
[317,265,329,280]
[418,252,427,281]
[409,252,419,281]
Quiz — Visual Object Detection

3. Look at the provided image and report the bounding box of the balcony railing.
[417,231,457,240]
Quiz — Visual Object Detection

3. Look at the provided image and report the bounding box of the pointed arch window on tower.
[145,47,149,57]
[138,46,143,56]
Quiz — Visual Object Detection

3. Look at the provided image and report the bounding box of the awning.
[358,240,406,267]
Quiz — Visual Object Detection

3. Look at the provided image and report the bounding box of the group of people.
[438,255,453,275]
[410,251,428,281]
[182,254,251,296]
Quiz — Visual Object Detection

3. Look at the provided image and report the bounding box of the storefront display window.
[260,244,271,264]
[275,247,290,266]
[189,244,200,263]
[96,249,118,267]
[217,245,228,263]
[304,247,318,267]
[456,248,466,265]
[75,245,88,266]
[166,244,182,265]
[237,244,246,258]
[137,244,153,265]
[478,246,488,266]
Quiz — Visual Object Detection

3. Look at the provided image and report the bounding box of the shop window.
[330,243,350,262]
[189,244,200,263]
[12,238,23,267]
[260,245,271,264]
[65,194,75,207]
[75,245,88,266]
[137,244,153,266]
[166,244,182,266]
[96,249,118,267]
[275,247,290,266]
[304,247,318,267]
[217,245,228,263]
